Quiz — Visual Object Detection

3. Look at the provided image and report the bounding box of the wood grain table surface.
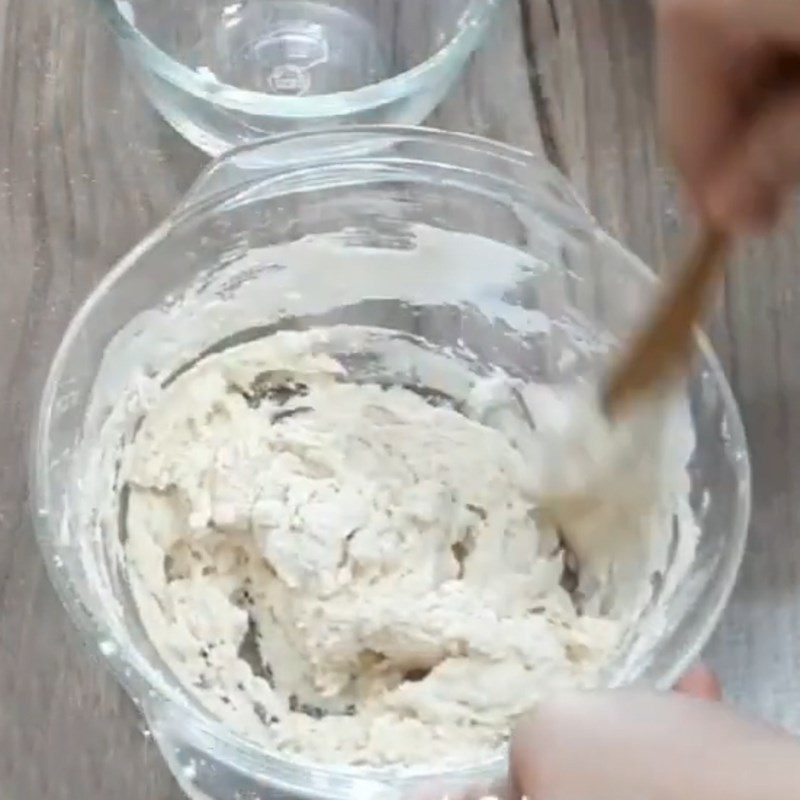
[2,1,800,797]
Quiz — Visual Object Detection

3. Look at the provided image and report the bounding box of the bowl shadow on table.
[79,3,209,198]
[723,387,800,608]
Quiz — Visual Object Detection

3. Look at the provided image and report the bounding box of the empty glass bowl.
[95,0,507,153]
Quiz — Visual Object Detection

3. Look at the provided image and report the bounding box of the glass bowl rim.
[31,124,752,791]
[92,0,509,116]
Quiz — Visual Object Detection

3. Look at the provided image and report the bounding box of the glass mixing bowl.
[94,0,507,153]
[32,127,750,800]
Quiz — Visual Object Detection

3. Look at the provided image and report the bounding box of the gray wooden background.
[1,1,799,797]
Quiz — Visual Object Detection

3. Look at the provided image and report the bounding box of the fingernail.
[675,663,723,701]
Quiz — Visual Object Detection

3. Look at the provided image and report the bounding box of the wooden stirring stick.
[602,227,729,419]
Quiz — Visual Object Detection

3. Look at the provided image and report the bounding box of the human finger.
[703,89,800,232]
[657,0,746,208]
[509,689,800,800]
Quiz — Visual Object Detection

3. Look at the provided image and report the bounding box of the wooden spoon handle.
[603,227,729,419]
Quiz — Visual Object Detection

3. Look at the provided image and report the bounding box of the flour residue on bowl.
[67,225,701,769]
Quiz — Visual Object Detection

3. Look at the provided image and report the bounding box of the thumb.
[704,93,800,233]
[508,690,800,800]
